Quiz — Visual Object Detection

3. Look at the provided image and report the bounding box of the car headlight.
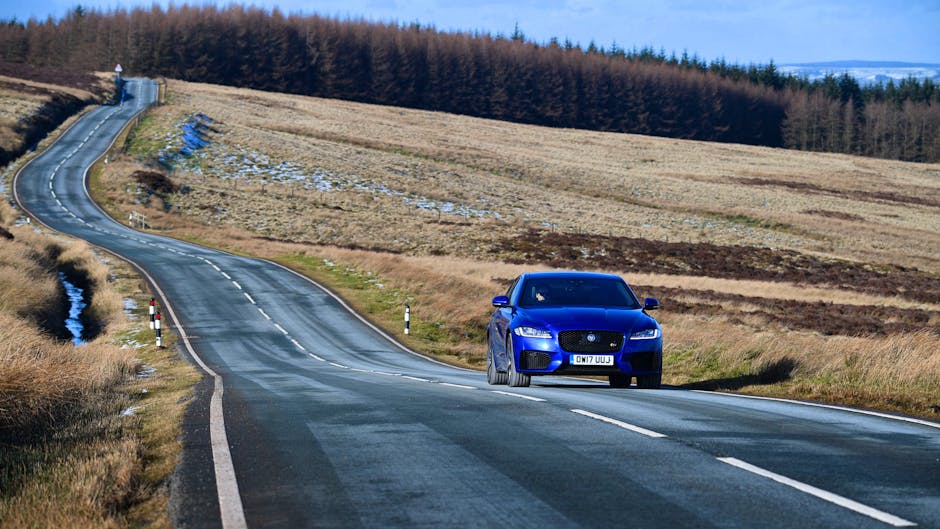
[514,326,552,339]
[629,328,660,340]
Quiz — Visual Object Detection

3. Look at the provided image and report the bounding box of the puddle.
[57,272,87,346]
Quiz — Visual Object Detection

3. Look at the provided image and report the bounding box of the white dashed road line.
[401,375,431,382]
[243,293,256,304]
[570,409,667,438]
[491,391,546,402]
[439,382,477,390]
[273,323,289,335]
[718,457,916,527]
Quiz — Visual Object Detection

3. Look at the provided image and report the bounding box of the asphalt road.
[13,78,940,529]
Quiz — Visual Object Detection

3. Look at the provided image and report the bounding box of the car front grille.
[521,350,552,370]
[558,331,624,353]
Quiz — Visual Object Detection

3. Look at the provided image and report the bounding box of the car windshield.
[518,277,641,309]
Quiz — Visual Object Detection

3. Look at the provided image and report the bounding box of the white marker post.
[149,297,156,329]
[404,304,410,335]
[155,311,163,348]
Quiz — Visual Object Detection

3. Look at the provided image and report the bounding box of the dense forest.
[1,5,938,162]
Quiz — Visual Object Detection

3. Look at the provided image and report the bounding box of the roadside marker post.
[155,310,163,348]
[149,297,156,329]
[404,305,411,335]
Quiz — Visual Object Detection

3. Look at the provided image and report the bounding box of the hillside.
[93,79,940,418]
[0,61,113,167]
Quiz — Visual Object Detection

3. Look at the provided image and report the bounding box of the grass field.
[0,197,198,526]
[94,78,940,419]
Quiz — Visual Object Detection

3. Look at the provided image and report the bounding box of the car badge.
[586,333,597,343]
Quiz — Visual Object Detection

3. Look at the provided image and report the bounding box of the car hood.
[517,306,658,333]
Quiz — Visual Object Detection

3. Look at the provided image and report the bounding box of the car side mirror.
[644,297,660,311]
[492,295,510,308]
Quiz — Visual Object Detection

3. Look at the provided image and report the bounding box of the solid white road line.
[693,390,940,431]
[492,391,546,402]
[570,409,668,438]
[718,457,917,527]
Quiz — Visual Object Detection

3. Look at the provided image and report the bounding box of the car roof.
[519,271,623,281]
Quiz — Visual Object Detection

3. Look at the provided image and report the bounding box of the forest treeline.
[2,5,938,162]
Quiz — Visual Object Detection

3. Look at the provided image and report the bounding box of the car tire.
[609,374,631,388]
[487,347,507,385]
[506,337,530,388]
[636,373,662,389]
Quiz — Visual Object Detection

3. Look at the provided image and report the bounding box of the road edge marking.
[142,263,248,529]
[691,390,940,431]
[12,80,248,529]
[718,457,916,527]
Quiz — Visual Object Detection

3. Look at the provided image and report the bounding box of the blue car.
[486,271,662,388]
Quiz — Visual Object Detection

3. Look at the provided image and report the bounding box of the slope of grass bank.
[0,200,199,528]
[0,62,114,167]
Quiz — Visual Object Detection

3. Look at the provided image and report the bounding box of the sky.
[2,0,939,65]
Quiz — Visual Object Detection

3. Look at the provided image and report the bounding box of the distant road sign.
[115,64,123,73]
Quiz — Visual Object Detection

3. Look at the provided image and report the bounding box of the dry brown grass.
[91,78,940,419]
[0,228,60,320]
[662,313,940,418]
[0,311,133,428]
[0,198,198,527]
[130,79,940,273]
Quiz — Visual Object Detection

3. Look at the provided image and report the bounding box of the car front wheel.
[636,372,661,389]
[506,337,531,388]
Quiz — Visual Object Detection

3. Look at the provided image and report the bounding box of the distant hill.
[0,6,938,162]
[779,61,940,85]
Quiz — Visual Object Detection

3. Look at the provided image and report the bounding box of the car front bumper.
[511,334,662,376]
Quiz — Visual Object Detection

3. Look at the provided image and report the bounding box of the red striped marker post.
[149,298,156,329]
[155,311,163,348]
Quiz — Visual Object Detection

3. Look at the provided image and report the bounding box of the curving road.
[14,78,940,529]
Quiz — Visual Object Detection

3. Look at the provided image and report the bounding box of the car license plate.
[571,354,614,366]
